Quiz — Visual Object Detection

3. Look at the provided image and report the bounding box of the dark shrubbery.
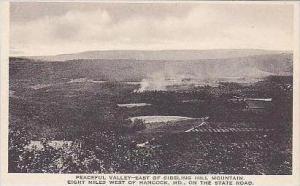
[9,121,164,173]
[131,119,147,132]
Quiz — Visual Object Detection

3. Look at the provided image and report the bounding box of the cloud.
[10,3,293,56]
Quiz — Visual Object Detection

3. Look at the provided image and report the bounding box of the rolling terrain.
[9,49,293,174]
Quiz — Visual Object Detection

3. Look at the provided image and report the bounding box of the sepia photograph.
[6,1,295,177]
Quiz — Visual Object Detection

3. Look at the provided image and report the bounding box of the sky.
[10,2,294,56]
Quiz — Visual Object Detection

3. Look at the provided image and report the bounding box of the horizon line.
[10,48,293,58]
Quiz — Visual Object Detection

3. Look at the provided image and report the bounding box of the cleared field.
[129,116,196,124]
[117,103,151,108]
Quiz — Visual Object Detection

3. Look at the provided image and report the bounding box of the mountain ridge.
[10,50,293,82]
[22,49,292,62]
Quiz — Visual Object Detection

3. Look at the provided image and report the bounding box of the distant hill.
[25,49,289,61]
[10,50,293,83]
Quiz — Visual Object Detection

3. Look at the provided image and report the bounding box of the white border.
[1,1,300,186]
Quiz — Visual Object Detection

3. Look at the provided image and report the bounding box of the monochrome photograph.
[8,2,294,175]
